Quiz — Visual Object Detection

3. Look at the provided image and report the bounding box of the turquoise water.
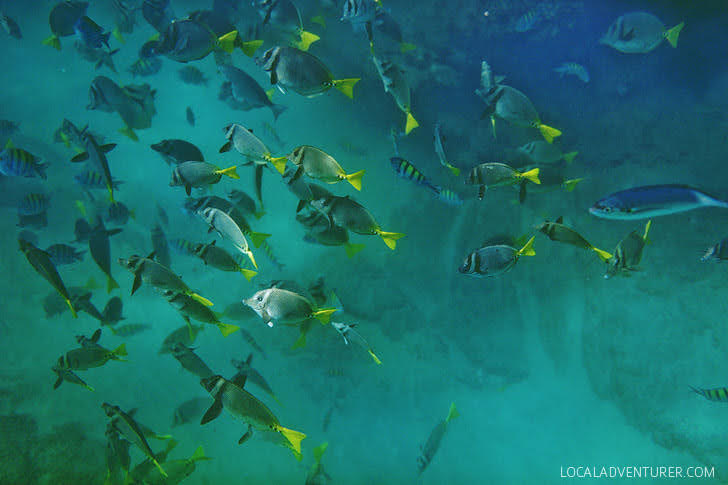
[2,0,727,483]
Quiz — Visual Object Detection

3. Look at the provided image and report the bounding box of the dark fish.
[74,218,92,242]
[186,107,195,127]
[228,189,260,217]
[58,342,127,370]
[52,358,94,391]
[150,224,171,269]
[154,19,236,63]
[76,328,102,348]
[218,64,286,120]
[18,193,50,216]
[0,119,20,138]
[150,139,204,165]
[89,219,122,292]
[70,129,117,201]
[171,344,215,379]
[19,238,77,317]
[231,354,276,400]
[74,15,110,49]
[102,296,125,324]
[702,235,728,263]
[102,403,167,478]
[253,0,319,51]
[106,201,133,225]
[1,13,22,39]
[17,212,48,229]
[74,41,119,72]
[44,1,89,49]
[191,240,257,281]
[164,291,238,337]
[142,0,175,33]
[87,75,156,140]
[389,157,439,192]
[178,66,208,85]
[105,426,131,480]
[590,185,728,220]
[172,397,210,427]
[128,56,163,77]
[46,244,85,265]
[458,237,535,277]
[417,403,458,474]
[159,324,204,355]
[17,230,38,246]
[111,323,151,337]
[0,142,47,179]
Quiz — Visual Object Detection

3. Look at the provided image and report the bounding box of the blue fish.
[18,193,50,216]
[74,16,110,49]
[590,185,728,220]
[0,143,47,179]
[390,157,439,192]
[435,188,463,207]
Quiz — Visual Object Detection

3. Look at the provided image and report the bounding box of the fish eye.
[256,296,263,302]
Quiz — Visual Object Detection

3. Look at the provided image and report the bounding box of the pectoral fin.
[200,397,223,425]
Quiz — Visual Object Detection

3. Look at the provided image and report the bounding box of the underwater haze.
[2,0,728,483]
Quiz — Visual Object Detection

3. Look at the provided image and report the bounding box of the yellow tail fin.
[491,116,497,139]
[665,21,684,48]
[107,276,119,293]
[591,247,612,262]
[562,178,583,192]
[112,27,125,44]
[190,445,211,462]
[345,169,365,191]
[113,343,127,358]
[238,39,263,57]
[265,88,275,102]
[562,151,578,164]
[446,402,459,423]
[313,442,328,463]
[189,293,214,307]
[296,30,320,51]
[368,349,382,365]
[240,268,257,281]
[152,459,167,478]
[405,111,419,135]
[65,298,78,319]
[216,165,239,179]
[43,35,61,50]
[377,231,405,250]
[217,30,238,53]
[538,124,561,143]
[344,243,365,258]
[311,15,326,28]
[520,168,540,184]
[217,322,240,337]
[246,250,258,270]
[643,220,652,241]
[312,308,337,325]
[448,164,461,176]
[249,232,271,248]
[400,42,416,53]
[332,78,360,99]
[118,126,138,141]
[267,156,288,175]
[518,236,536,257]
[276,426,306,454]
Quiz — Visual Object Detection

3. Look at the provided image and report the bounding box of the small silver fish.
[553,62,589,83]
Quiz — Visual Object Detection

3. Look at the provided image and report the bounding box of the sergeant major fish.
[287,145,365,188]
[244,287,337,327]
[372,53,418,134]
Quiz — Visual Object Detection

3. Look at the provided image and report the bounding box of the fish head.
[244,289,269,315]
[117,255,141,271]
[589,193,632,219]
[458,251,481,276]
[171,342,189,356]
[101,402,119,417]
[701,245,717,262]
[255,46,280,71]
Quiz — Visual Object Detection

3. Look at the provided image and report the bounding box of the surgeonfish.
[287,145,365,189]
[191,240,258,281]
[465,162,540,200]
[0,12,21,39]
[89,219,121,292]
[537,217,612,262]
[231,354,277,401]
[219,123,288,174]
[198,206,258,269]
[171,343,215,379]
[140,445,210,484]
[74,15,110,49]
[516,140,577,165]
[164,291,239,337]
[170,161,239,195]
[305,442,331,485]
[589,185,728,220]
[153,19,237,63]
[600,13,684,54]
[57,342,127,370]
[44,1,89,50]
[253,0,320,51]
[417,403,459,474]
[52,358,94,391]
[70,130,117,201]
[332,321,381,364]
[244,287,337,328]
[372,52,418,134]
[151,139,204,165]
[433,122,460,176]
[74,41,119,72]
[218,64,287,120]
[605,221,651,278]
[172,398,210,427]
[458,236,535,277]
[19,238,77,317]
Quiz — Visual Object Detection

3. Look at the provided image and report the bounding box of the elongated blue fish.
[590,185,728,220]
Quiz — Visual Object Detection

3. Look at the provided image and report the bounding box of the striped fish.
[390,157,439,192]
[435,188,463,207]
[46,244,85,265]
[74,170,123,190]
[128,57,162,77]
[169,238,196,255]
[0,142,47,179]
[690,385,728,402]
[18,193,50,216]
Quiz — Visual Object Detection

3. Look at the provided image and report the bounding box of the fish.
[74,41,120,72]
[52,358,94,391]
[142,0,175,33]
[74,218,92,243]
[300,214,365,258]
[140,445,210,484]
[105,426,131,484]
[702,236,728,263]
[74,15,110,49]
[458,236,535,277]
[159,324,204,355]
[589,185,728,220]
[434,188,463,207]
[102,403,168,478]
[170,238,196,256]
[164,291,239,337]
[341,0,377,28]
[110,0,137,41]
[200,374,306,458]
[57,343,127,370]
[110,323,150,337]
[287,145,365,188]
[465,162,540,200]
[310,195,405,250]
[191,240,257,281]
[605,221,651,278]
[150,224,171,269]
[305,442,331,485]
[244,287,337,327]
[689,386,728,403]
[600,12,684,54]
[231,354,277,400]
[219,123,287,174]
[372,53,418,134]
[19,238,77,317]
[171,162,239,195]
[153,19,237,63]
[254,0,320,51]
[218,65,287,120]
[0,140,48,179]
[514,9,539,33]
[0,119,20,138]
[151,139,204,165]
[198,206,258,269]
[128,56,163,77]
[417,403,459,474]
[186,196,271,249]
[228,190,262,218]
[76,328,103,348]
[178,66,208,85]
[118,253,213,306]
[390,157,439,193]
[44,1,89,50]
[45,244,85,266]
[18,193,50,216]
[186,106,195,127]
[370,7,414,53]
[70,129,117,201]
[332,321,381,364]
[87,76,157,140]
[107,201,133,225]
[102,296,125,325]
[433,122,460,176]
[516,140,577,165]
[553,62,589,83]
[89,219,122,292]
[172,397,210,427]
[537,217,612,262]
[171,344,215,379]
[1,12,22,39]
[256,46,360,99]
[17,211,48,230]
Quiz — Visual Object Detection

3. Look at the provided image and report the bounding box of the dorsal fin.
[231,371,247,389]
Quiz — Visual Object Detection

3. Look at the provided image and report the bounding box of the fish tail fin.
[312,308,337,325]
[118,126,138,141]
[249,232,271,248]
[112,27,125,44]
[218,30,238,53]
[217,322,240,337]
[400,42,416,53]
[313,442,328,463]
[296,30,320,51]
[344,243,365,258]
[448,164,461,176]
[152,459,167,478]
[538,124,561,143]
[562,178,583,192]
[311,15,326,28]
[244,250,258,269]
[189,293,214,307]
[446,402,459,423]
[562,151,578,164]
[591,247,612,262]
[688,385,705,398]
[270,103,287,120]
[517,236,536,257]
[643,220,652,242]
[332,78,360,99]
[43,35,60,50]
[237,39,263,57]
[240,268,257,281]
[520,167,540,184]
[345,169,365,191]
[490,116,497,139]
[276,425,306,454]
[190,445,212,462]
[267,156,288,175]
[377,231,405,250]
[217,165,239,179]
[292,332,306,349]
[405,111,419,135]
[112,343,127,358]
[107,276,119,293]
[66,298,78,318]
[368,349,382,365]
[665,21,684,48]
